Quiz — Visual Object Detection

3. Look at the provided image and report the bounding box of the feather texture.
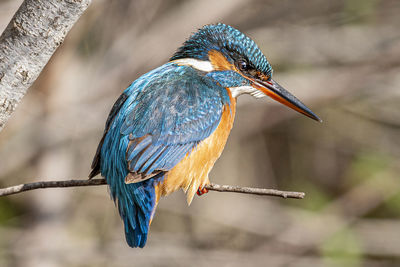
[158,97,236,205]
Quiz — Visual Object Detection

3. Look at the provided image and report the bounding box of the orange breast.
[155,90,237,205]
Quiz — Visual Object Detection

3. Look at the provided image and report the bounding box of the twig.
[206,183,305,199]
[0,179,305,199]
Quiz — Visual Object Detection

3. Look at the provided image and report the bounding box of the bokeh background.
[1,0,400,266]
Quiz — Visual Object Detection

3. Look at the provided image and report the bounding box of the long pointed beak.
[252,79,322,122]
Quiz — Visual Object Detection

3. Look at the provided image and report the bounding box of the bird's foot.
[197,186,209,196]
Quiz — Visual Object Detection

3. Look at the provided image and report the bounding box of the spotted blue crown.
[171,23,273,77]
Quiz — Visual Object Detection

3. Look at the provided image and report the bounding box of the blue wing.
[120,63,231,181]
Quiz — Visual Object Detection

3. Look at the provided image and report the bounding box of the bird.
[89,23,321,248]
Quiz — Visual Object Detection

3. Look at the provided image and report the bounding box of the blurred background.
[1,0,400,266]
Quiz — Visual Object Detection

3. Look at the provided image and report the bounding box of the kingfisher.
[89,23,320,248]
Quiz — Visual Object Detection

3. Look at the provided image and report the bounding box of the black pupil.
[239,61,248,70]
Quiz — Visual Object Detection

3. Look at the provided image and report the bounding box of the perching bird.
[89,23,320,248]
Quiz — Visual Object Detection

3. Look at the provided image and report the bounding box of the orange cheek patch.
[208,50,237,71]
[257,71,270,81]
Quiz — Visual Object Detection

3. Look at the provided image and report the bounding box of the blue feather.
[127,136,152,162]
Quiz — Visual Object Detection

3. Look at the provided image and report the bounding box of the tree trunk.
[0,0,91,132]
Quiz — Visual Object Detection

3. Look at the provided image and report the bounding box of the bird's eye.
[238,60,249,71]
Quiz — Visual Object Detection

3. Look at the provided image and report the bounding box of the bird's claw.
[197,186,209,196]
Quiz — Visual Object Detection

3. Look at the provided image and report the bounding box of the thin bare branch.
[206,183,305,199]
[0,178,305,199]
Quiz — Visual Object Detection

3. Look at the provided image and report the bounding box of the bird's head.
[170,23,321,122]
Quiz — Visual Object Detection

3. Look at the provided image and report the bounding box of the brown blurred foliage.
[1,0,400,266]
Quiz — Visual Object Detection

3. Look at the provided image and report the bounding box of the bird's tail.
[112,176,162,248]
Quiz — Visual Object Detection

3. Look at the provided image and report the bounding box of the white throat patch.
[229,86,266,98]
[172,58,214,72]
